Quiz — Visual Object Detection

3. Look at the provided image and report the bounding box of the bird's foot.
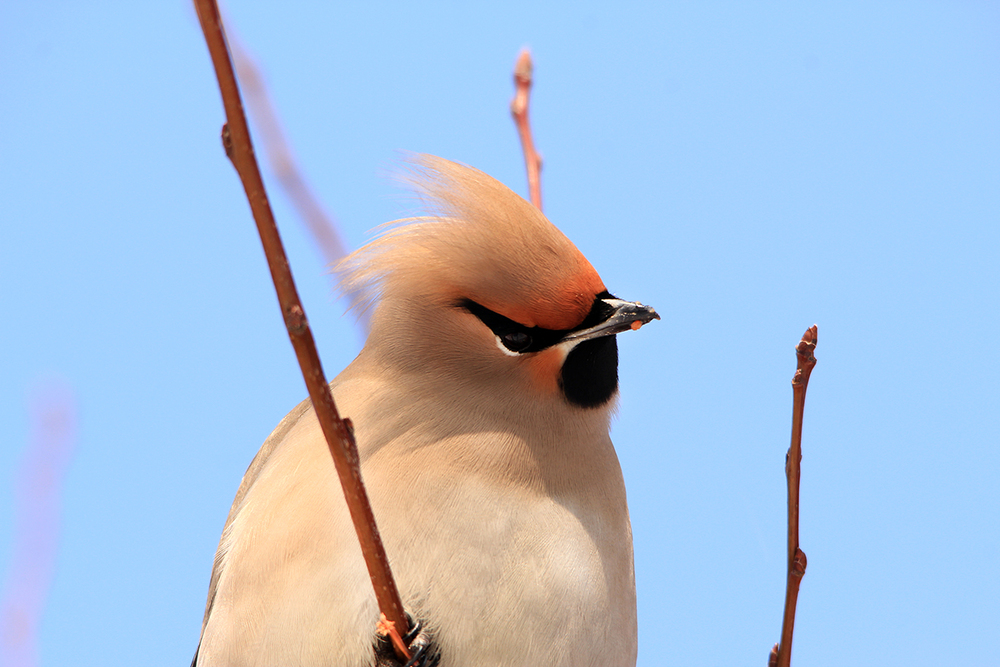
[374,615,440,667]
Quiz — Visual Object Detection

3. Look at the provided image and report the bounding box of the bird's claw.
[374,615,440,667]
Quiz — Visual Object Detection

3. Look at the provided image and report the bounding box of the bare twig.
[510,49,543,211]
[192,1,410,659]
[228,35,370,333]
[773,325,817,667]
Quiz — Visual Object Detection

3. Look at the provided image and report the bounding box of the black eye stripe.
[579,290,617,329]
[459,293,618,355]
[460,299,561,353]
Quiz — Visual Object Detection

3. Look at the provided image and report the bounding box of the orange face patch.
[523,346,566,394]
[477,255,605,331]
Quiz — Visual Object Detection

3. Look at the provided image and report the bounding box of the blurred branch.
[510,49,543,211]
[0,383,76,667]
[230,37,348,262]
[228,34,370,333]
[770,325,817,667]
[192,1,410,659]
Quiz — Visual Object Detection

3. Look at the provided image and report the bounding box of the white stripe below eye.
[495,335,522,357]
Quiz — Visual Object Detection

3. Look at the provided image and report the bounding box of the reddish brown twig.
[192,1,410,659]
[772,325,817,667]
[510,49,543,211]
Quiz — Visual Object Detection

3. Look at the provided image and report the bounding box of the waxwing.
[192,155,658,667]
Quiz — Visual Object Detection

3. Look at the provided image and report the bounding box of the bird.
[191,155,658,667]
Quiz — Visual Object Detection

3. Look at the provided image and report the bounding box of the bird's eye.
[501,331,532,353]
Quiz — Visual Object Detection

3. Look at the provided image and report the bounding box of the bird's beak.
[563,298,660,343]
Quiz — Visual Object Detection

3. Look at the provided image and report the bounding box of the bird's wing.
[195,396,313,644]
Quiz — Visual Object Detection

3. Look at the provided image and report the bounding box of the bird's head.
[337,155,658,411]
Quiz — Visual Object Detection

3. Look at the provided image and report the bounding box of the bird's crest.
[337,155,605,331]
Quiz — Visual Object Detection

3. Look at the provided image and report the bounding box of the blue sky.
[1,2,998,666]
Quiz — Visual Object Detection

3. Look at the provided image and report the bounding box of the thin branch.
[192,1,410,659]
[773,325,817,667]
[510,48,543,211]
[228,34,371,333]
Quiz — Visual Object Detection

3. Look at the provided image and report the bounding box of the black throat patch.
[461,294,621,409]
[559,335,619,408]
